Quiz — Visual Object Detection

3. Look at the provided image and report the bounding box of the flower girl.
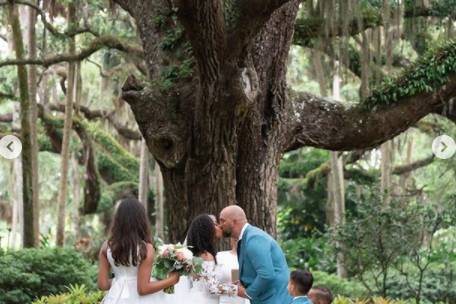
[98,197,179,304]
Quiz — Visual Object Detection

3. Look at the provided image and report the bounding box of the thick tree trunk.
[7,1,36,247]
[117,0,300,242]
[226,1,300,238]
[56,2,77,246]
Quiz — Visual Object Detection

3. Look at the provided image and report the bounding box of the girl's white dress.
[101,248,170,304]
[216,251,251,304]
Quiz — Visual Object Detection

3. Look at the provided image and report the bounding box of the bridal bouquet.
[153,243,203,294]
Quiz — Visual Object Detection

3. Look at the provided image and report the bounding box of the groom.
[219,205,293,304]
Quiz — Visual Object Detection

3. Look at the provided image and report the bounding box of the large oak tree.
[2,0,456,243]
[111,0,456,242]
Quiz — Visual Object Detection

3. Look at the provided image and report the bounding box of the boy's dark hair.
[311,286,334,304]
[290,270,314,295]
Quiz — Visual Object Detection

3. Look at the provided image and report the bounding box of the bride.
[172,214,240,303]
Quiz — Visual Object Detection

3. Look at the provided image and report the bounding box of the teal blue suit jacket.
[238,225,293,304]
[291,296,312,304]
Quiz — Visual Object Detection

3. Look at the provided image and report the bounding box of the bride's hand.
[168,272,180,284]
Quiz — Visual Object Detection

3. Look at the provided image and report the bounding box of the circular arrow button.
[432,135,456,160]
[0,135,22,159]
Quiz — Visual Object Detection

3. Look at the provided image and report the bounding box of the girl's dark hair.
[108,197,152,266]
[186,214,218,263]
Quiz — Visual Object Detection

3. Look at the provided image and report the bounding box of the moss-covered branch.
[286,41,456,152]
[363,41,456,109]
[49,103,142,140]
[37,109,140,213]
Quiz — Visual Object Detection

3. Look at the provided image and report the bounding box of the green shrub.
[0,248,97,304]
[312,271,367,299]
[281,236,335,273]
[385,262,456,304]
[33,285,104,304]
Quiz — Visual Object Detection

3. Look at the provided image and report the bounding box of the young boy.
[288,270,314,304]
[308,286,334,304]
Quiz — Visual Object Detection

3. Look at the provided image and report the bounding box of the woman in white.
[216,238,251,304]
[97,198,179,304]
[173,214,239,303]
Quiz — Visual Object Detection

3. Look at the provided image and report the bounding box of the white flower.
[158,244,175,256]
[176,247,193,260]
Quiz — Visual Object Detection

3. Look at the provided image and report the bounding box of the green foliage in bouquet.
[32,285,104,304]
[0,248,97,304]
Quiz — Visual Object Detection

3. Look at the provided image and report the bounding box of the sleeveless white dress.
[101,248,170,304]
[216,251,251,304]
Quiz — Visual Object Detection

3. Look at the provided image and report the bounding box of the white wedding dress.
[101,248,171,304]
[216,251,250,304]
[172,260,238,304]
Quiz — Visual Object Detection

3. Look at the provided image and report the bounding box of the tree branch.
[301,150,367,187]
[0,36,143,68]
[226,0,295,60]
[174,0,225,81]
[48,103,108,120]
[72,121,101,214]
[285,41,456,152]
[285,77,456,152]
[48,103,142,140]
[392,155,435,175]
[1,102,142,140]
[120,75,191,168]
[113,0,180,79]
[299,151,434,188]
[0,0,98,39]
